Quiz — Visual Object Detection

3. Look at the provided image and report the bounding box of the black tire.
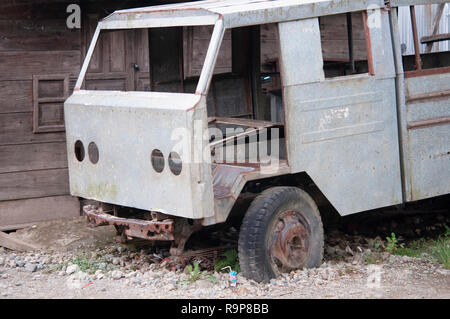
[238,186,324,283]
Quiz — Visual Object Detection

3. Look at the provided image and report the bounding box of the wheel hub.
[268,210,311,272]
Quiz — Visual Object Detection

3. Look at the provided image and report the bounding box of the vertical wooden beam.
[410,6,422,71]
[148,27,183,92]
[425,3,446,53]
[362,11,375,76]
[178,27,185,92]
[347,13,355,74]
[232,27,253,118]
[249,26,264,120]
[232,27,250,75]
[126,29,136,91]
[184,27,194,79]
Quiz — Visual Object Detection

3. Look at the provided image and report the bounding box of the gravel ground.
[0,202,449,299]
[0,248,449,299]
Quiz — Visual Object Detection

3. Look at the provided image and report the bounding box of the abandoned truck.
[64,0,450,282]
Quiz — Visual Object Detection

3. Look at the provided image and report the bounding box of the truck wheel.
[238,187,323,282]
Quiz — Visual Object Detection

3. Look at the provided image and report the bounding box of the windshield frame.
[74,19,225,97]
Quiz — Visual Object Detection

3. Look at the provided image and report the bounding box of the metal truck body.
[64,0,449,270]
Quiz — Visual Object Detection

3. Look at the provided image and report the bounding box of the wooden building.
[0,0,183,230]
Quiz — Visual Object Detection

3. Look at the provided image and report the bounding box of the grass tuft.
[393,225,450,269]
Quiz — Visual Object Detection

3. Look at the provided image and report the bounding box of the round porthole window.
[88,142,99,164]
[74,140,85,162]
[151,149,164,173]
[168,152,182,176]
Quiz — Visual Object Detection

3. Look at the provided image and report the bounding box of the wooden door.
[82,15,150,92]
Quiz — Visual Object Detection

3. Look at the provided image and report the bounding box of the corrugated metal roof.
[398,3,449,55]
[101,0,386,29]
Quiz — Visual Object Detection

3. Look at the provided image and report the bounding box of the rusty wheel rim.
[267,210,311,274]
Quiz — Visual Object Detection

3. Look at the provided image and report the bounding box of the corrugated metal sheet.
[398,3,449,55]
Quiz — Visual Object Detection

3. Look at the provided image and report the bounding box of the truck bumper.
[83,205,174,241]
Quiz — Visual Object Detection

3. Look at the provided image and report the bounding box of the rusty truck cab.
[65,0,450,282]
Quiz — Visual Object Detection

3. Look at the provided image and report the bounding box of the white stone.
[66,264,80,275]
[111,270,124,280]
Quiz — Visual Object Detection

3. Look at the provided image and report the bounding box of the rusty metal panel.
[203,163,291,225]
[84,205,174,241]
[278,11,403,216]
[64,90,215,219]
[403,72,450,201]
[212,165,255,200]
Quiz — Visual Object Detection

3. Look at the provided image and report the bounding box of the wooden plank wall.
[0,0,82,230]
[184,13,367,80]
[0,0,155,230]
[321,12,368,62]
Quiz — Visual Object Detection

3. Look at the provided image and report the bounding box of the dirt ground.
[0,256,449,299]
[0,197,449,299]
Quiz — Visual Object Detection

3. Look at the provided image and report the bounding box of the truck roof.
[100,0,447,29]
[99,0,442,30]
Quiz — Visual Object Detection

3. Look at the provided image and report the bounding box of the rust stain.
[406,89,450,104]
[407,116,450,130]
[362,11,375,76]
[83,205,174,241]
[404,66,450,78]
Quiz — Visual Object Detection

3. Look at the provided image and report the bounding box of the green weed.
[384,232,400,253]
[214,249,241,273]
[392,225,450,269]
